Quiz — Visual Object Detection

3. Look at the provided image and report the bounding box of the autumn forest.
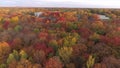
[0,8,120,68]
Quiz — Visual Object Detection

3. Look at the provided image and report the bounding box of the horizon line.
[0,6,120,9]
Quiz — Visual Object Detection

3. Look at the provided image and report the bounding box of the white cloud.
[0,0,120,8]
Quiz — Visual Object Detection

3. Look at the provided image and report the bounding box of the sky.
[0,0,120,8]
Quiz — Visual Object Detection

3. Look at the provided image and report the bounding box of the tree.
[19,50,28,60]
[45,56,63,68]
[58,46,73,63]
[16,59,33,68]
[48,39,59,51]
[7,50,19,64]
[0,42,11,64]
[72,44,87,56]
[32,50,46,64]
[10,16,19,24]
[89,33,100,43]
[86,55,95,68]
[102,56,120,68]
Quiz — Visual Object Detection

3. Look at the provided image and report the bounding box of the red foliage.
[83,53,89,59]
[3,20,10,29]
[58,16,66,22]
[100,36,120,46]
[35,17,43,22]
[77,27,92,38]
[34,43,47,51]
[45,56,63,68]
[111,37,120,46]
[7,41,13,47]
[9,38,22,50]
[38,31,48,41]
[91,14,100,20]
[72,44,87,56]
[46,47,54,54]
[100,36,112,44]
[34,43,54,55]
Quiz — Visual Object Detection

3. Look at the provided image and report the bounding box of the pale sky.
[0,0,120,8]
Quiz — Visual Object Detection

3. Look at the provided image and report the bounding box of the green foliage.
[66,22,78,31]
[33,28,40,33]
[0,64,6,68]
[58,31,68,38]
[96,29,106,35]
[50,23,61,28]
[7,49,28,64]
[7,54,15,64]
[7,50,19,64]
[14,25,22,32]
[12,50,19,60]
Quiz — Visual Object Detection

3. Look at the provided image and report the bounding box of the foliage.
[38,31,48,41]
[66,63,75,68]
[78,27,92,38]
[91,21,106,35]
[102,56,120,68]
[10,37,22,50]
[72,44,87,56]
[86,55,95,68]
[93,63,107,68]
[7,53,16,64]
[48,39,59,51]
[89,33,100,43]
[0,8,120,68]
[10,16,19,23]
[16,59,33,68]
[32,50,46,64]
[91,43,117,62]
[66,22,78,31]
[62,34,78,47]
[0,64,7,68]
[7,50,28,64]
[0,42,11,64]
[14,25,22,32]
[19,50,28,59]
[34,43,54,55]
[45,56,63,68]
[58,46,73,63]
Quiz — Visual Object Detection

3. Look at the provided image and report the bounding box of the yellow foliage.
[63,35,77,46]
[11,16,19,23]
[89,33,100,41]
[19,50,28,59]
[86,55,95,68]
[0,17,3,22]
[58,46,73,63]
